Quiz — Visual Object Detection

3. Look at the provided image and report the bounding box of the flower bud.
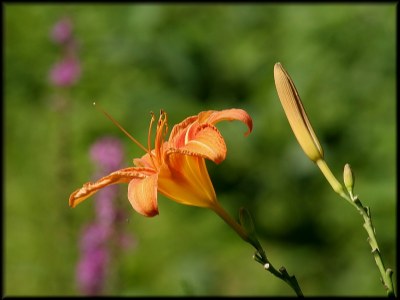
[274,63,324,163]
[343,163,355,195]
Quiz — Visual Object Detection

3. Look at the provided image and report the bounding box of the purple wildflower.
[51,17,73,44]
[76,136,135,295]
[76,224,109,295]
[90,136,125,172]
[76,244,109,295]
[90,137,125,229]
[95,186,119,230]
[79,224,109,253]
[49,56,81,87]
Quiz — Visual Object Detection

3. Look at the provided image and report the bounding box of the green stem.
[211,202,304,297]
[316,160,395,297]
[348,196,395,297]
[212,202,249,243]
[316,159,349,200]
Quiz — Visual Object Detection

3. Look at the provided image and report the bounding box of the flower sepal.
[238,207,264,254]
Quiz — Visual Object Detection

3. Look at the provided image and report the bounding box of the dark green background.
[4,4,396,296]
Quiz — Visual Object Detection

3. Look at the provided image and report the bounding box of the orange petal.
[168,115,198,147]
[158,154,217,208]
[198,109,253,136]
[134,152,154,168]
[172,123,227,164]
[128,174,159,217]
[69,167,154,208]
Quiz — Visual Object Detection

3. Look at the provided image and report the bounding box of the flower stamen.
[147,112,158,169]
[93,102,150,155]
[155,111,167,159]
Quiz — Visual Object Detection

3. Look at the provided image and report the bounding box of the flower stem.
[316,161,395,297]
[212,202,250,242]
[316,159,348,200]
[211,202,304,297]
[348,196,395,297]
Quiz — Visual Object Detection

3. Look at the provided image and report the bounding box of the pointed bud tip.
[274,62,283,75]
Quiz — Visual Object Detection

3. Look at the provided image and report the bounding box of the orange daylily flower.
[69,109,253,217]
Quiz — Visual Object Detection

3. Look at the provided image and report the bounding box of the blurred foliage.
[4,3,396,296]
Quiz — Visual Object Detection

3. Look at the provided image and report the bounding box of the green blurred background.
[4,3,396,296]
